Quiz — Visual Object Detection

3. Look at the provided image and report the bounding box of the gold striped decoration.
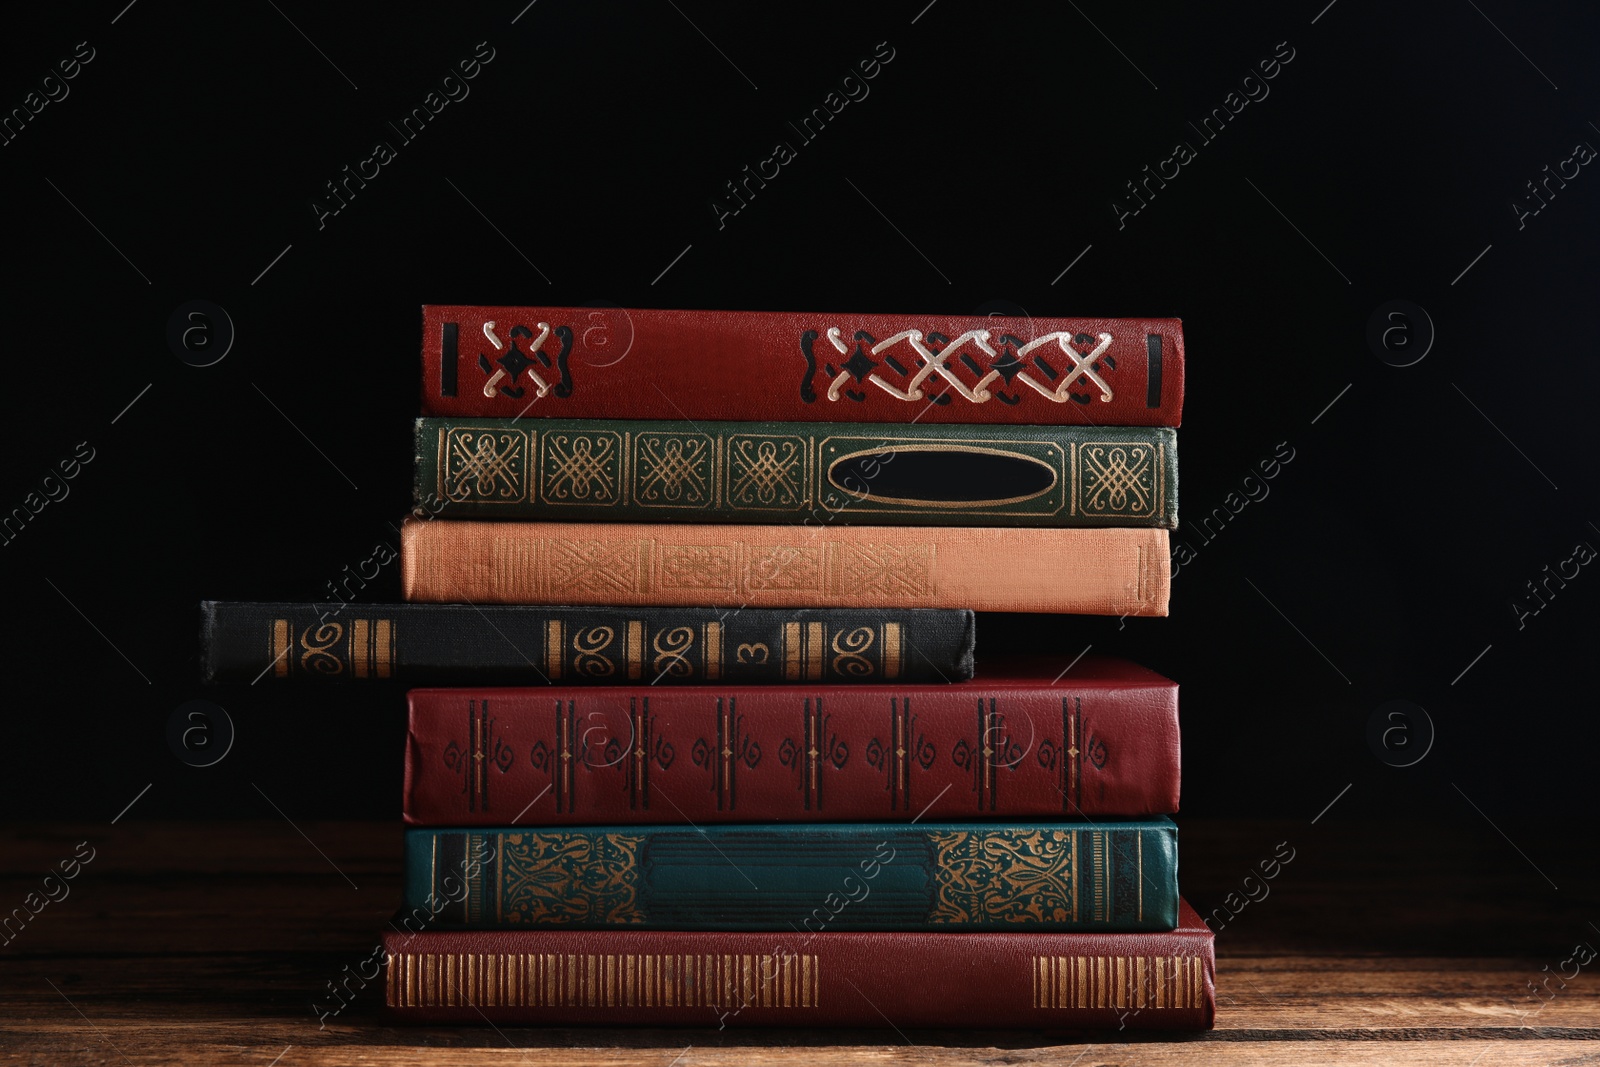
[544,620,564,680]
[781,621,829,680]
[387,951,819,1010]
[704,621,722,680]
[271,619,290,677]
[783,622,801,680]
[348,618,397,678]
[626,620,643,680]
[375,619,393,678]
[1031,954,1203,1010]
[352,620,370,677]
[883,622,902,679]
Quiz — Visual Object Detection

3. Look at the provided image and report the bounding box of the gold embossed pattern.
[444,429,528,502]
[498,832,646,925]
[541,432,621,503]
[1078,442,1158,518]
[727,436,807,508]
[404,521,1170,615]
[928,829,1077,924]
[426,421,1174,525]
[634,433,713,507]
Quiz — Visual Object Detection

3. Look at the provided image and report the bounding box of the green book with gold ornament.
[402,819,1178,931]
[415,417,1176,527]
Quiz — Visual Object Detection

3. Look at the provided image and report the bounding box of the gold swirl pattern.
[650,626,696,678]
[499,832,645,925]
[298,623,344,675]
[829,626,876,677]
[928,829,1076,924]
[570,626,616,677]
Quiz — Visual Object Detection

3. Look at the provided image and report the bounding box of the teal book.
[415,417,1177,527]
[403,820,1178,931]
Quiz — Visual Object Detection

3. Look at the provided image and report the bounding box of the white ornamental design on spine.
[481,320,559,399]
[821,328,1115,405]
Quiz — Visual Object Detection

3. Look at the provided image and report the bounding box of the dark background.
[2,0,1594,842]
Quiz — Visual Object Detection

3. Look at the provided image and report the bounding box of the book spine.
[402,821,1178,931]
[381,911,1215,1028]
[416,418,1177,528]
[403,681,1179,824]
[199,602,973,685]
[399,521,1170,616]
[420,305,1183,426]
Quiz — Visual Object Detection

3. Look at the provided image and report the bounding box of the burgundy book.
[421,305,1184,426]
[403,658,1179,825]
[381,899,1215,1028]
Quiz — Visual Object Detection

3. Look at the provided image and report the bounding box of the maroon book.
[421,305,1183,426]
[402,658,1180,825]
[381,899,1215,1028]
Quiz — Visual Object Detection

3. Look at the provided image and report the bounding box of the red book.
[381,899,1215,1028]
[403,658,1179,825]
[421,305,1183,426]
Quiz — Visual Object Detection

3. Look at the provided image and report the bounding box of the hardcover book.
[402,659,1180,825]
[199,602,973,685]
[381,899,1215,1028]
[416,417,1177,527]
[400,521,1171,616]
[402,819,1178,931]
[420,305,1184,427]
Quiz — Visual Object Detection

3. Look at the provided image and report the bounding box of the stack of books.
[201,305,1213,1029]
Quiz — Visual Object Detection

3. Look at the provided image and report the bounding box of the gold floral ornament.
[499,832,646,925]
[928,829,1076,924]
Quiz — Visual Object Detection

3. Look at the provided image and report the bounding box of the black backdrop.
[2,1,1595,828]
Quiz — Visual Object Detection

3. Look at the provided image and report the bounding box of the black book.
[200,602,974,685]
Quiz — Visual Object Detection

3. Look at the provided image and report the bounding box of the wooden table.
[4,820,1597,1065]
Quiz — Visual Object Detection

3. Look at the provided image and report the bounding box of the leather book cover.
[399,520,1170,616]
[419,305,1184,427]
[416,417,1177,528]
[199,601,973,685]
[381,899,1215,1028]
[402,818,1178,932]
[402,658,1180,825]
